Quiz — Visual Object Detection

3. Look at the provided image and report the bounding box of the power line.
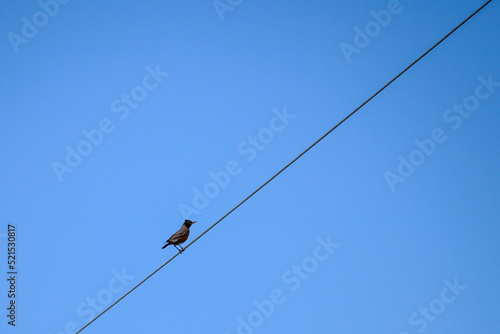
[74,1,493,332]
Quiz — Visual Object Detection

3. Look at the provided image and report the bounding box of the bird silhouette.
[162,219,196,253]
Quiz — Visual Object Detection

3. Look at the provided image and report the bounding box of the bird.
[162,219,197,253]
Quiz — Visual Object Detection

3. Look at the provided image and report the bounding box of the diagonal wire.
[75,1,493,332]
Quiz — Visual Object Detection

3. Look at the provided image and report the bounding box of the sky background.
[1,0,499,333]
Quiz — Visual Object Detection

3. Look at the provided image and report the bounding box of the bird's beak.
[192,221,197,223]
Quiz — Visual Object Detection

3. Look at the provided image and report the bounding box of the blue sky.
[1,0,499,333]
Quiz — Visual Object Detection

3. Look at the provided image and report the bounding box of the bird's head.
[184,219,197,227]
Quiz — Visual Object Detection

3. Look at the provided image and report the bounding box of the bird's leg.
[174,245,184,253]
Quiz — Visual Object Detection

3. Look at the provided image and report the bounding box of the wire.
[74,1,493,332]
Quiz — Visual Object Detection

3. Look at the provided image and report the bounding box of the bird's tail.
[162,242,170,249]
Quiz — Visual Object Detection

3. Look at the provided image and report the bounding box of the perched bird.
[162,219,197,253]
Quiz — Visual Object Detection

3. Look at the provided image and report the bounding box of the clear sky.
[1,0,499,333]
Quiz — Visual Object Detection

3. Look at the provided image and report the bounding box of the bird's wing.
[167,228,189,243]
